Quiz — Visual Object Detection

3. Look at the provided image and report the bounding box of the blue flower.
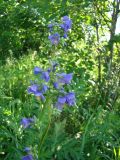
[42,84,48,93]
[56,96,66,110]
[58,73,73,84]
[28,84,39,94]
[48,24,54,32]
[42,71,50,82]
[22,154,33,160]
[48,24,54,28]
[34,67,42,75]
[24,147,31,153]
[62,16,70,22]
[21,118,34,128]
[58,97,66,103]
[60,16,72,32]
[53,82,59,89]
[47,68,51,73]
[56,92,75,110]
[66,92,75,106]
[27,84,45,101]
[63,33,67,39]
[60,21,72,32]
[34,91,45,101]
[48,33,60,45]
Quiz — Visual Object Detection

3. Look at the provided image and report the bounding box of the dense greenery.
[0,0,120,160]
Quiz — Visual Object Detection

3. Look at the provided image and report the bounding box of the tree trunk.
[109,0,120,66]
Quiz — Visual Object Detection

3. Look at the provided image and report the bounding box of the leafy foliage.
[0,0,120,160]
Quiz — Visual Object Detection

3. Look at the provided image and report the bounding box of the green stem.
[38,104,52,157]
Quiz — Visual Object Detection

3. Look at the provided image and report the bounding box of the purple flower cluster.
[28,84,45,101]
[22,154,33,160]
[27,67,51,101]
[34,66,42,74]
[52,73,73,90]
[22,148,33,160]
[48,23,54,32]
[27,63,75,111]
[60,16,72,33]
[57,92,75,110]
[20,16,74,160]
[28,67,51,101]
[48,33,60,45]
[48,15,72,45]
[21,118,34,128]
[41,71,50,82]
[20,62,75,157]
[57,73,73,84]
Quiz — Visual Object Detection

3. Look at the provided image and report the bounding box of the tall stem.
[93,1,102,89]
[38,101,52,158]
